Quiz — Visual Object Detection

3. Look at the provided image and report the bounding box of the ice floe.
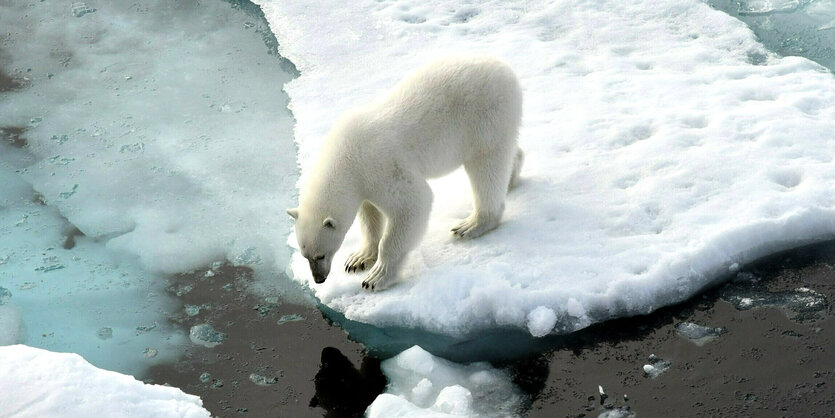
[257,0,835,337]
[366,346,523,417]
[0,345,209,418]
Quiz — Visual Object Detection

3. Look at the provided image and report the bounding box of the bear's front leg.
[345,201,384,273]
[361,178,432,291]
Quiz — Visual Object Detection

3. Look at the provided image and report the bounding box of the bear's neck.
[303,170,363,227]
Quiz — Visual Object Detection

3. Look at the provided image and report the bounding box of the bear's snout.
[309,258,330,284]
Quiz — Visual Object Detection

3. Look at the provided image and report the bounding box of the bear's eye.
[315,255,325,261]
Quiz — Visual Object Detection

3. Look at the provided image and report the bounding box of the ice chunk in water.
[367,346,522,417]
[599,407,636,418]
[189,323,227,348]
[71,2,96,18]
[277,314,304,325]
[526,306,557,338]
[675,322,727,346]
[249,373,279,386]
[96,327,112,340]
[642,354,671,379]
[721,285,827,320]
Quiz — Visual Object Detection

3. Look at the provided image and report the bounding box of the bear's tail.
[508,147,524,191]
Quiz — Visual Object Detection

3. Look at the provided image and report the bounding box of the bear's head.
[286,207,348,284]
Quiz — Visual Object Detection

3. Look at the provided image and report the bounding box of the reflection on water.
[310,347,387,417]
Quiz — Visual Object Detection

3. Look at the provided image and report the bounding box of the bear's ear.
[286,208,299,220]
[323,217,336,229]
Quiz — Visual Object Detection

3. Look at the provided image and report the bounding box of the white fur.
[288,56,523,290]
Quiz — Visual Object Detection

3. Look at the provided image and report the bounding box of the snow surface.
[258,0,835,337]
[0,345,210,418]
[366,346,522,417]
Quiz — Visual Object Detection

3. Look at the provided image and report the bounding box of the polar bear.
[286,56,523,290]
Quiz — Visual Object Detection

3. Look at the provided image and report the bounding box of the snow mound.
[0,345,210,418]
[260,0,835,337]
[366,346,522,417]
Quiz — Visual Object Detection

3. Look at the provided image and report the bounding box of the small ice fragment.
[432,385,472,415]
[143,347,158,359]
[135,322,158,335]
[204,270,215,277]
[199,372,211,383]
[173,284,193,296]
[189,323,227,348]
[598,407,636,418]
[253,298,280,316]
[642,354,671,378]
[34,264,65,273]
[221,283,234,291]
[566,298,586,318]
[598,385,605,396]
[675,322,726,346]
[212,379,224,388]
[721,285,827,317]
[96,327,112,340]
[249,373,278,386]
[728,263,739,272]
[277,314,304,325]
[527,306,557,337]
[411,378,434,405]
[185,305,201,316]
[234,247,261,265]
[71,2,96,17]
[0,287,11,305]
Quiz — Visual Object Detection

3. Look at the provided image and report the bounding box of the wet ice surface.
[708,0,835,70]
[0,0,300,378]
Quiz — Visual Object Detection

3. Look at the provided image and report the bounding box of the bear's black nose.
[313,273,327,284]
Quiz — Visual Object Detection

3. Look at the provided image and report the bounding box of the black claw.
[360,263,365,270]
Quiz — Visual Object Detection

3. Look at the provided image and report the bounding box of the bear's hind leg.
[508,147,524,191]
[345,201,384,273]
[453,149,515,239]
